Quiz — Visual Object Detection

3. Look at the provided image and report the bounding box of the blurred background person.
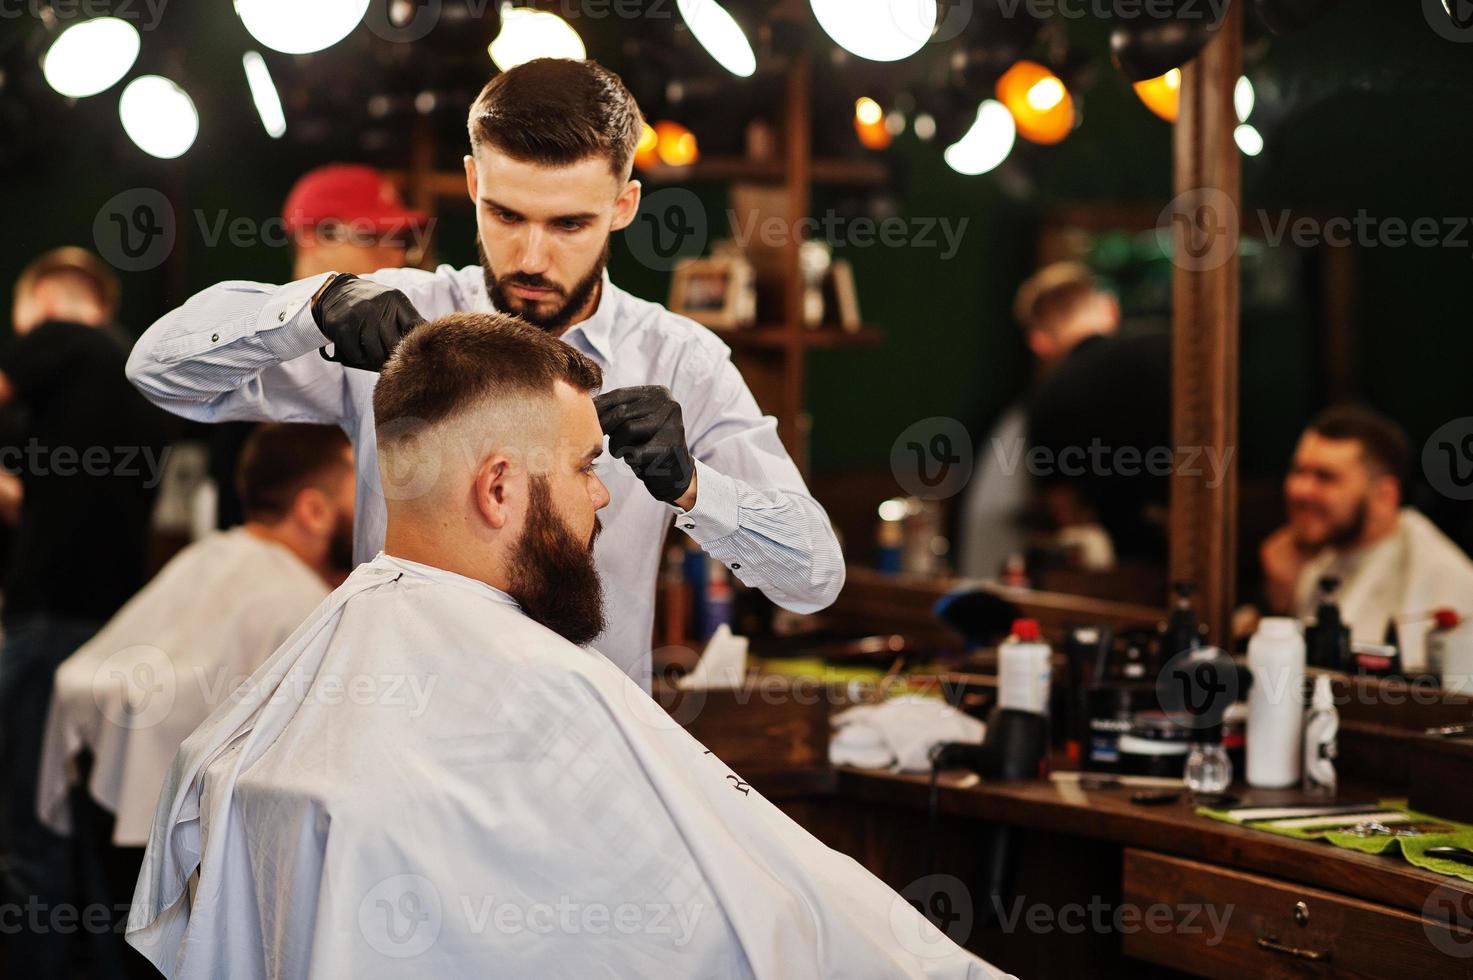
[34,423,354,979]
[1023,262,1171,567]
[209,163,427,530]
[0,247,174,975]
[960,262,1170,579]
[1260,405,1473,669]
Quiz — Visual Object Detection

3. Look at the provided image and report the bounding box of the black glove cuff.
[310,272,358,333]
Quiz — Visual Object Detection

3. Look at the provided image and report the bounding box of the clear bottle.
[1303,674,1338,795]
[1185,728,1233,794]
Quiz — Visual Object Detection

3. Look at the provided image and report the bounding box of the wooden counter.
[757,766,1473,978]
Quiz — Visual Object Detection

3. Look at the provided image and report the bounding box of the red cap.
[1435,608,1462,629]
[282,164,428,237]
[1011,618,1041,641]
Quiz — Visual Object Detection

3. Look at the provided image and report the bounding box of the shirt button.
[210,333,219,342]
[731,563,741,570]
[278,311,286,322]
[684,524,695,530]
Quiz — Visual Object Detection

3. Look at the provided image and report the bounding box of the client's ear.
[472,454,516,531]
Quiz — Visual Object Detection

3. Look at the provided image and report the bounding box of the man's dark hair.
[374,312,602,436]
[236,423,352,522]
[467,58,644,178]
[1306,404,1411,484]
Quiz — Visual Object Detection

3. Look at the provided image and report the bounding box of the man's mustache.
[590,515,603,550]
[500,272,564,296]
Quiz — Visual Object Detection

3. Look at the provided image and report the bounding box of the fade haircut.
[236,423,352,522]
[467,58,644,179]
[374,312,602,453]
[1306,405,1411,485]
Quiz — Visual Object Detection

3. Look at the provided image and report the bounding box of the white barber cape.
[1295,508,1473,670]
[37,528,329,846]
[127,553,1008,980]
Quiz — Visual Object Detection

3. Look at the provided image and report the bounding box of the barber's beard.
[479,236,608,333]
[507,476,606,646]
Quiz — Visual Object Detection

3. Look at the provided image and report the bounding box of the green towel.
[1196,799,1473,883]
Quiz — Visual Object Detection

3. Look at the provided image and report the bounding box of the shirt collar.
[559,270,618,366]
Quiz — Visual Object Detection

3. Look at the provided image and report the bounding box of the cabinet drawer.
[1121,848,1473,979]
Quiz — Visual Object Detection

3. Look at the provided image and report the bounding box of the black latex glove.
[595,385,695,505]
[311,273,425,371]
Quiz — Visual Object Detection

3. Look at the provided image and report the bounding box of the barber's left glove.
[595,385,694,505]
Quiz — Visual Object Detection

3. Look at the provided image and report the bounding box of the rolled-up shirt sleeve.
[125,274,349,425]
[674,351,845,614]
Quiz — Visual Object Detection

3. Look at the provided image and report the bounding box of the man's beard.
[507,475,606,646]
[1293,497,1369,550]
[479,236,608,333]
[328,507,355,573]
[1325,498,1369,549]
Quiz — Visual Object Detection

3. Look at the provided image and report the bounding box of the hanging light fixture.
[654,120,699,167]
[943,99,1015,176]
[235,0,369,55]
[853,97,891,150]
[995,60,1074,145]
[1132,68,1181,122]
[119,75,199,159]
[488,3,586,71]
[634,123,660,170]
[676,0,756,77]
[808,0,936,63]
[242,52,286,138]
[42,17,140,98]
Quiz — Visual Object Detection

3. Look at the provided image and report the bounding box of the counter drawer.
[1121,848,1473,979]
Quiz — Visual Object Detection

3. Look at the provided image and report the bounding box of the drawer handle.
[1257,936,1331,962]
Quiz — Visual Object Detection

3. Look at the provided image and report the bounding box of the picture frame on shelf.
[669,255,757,331]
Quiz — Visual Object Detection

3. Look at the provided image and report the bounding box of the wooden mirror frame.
[1168,0,1243,645]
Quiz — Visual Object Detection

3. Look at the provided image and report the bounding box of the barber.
[126,58,844,689]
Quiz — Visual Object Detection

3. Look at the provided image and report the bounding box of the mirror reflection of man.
[127,59,843,688]
[1261,406,1473,669]
[961,263,1168,577]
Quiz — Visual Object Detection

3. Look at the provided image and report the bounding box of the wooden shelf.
[712,324,885,352]
[637,156,888,187]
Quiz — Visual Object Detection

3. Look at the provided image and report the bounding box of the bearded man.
[126,314,1005,980]
[1261,405,1473,668]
